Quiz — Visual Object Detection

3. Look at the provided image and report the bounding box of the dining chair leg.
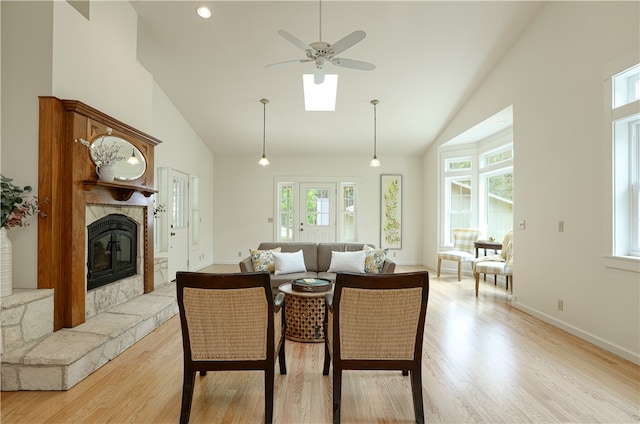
[180,370,196,424]
[332,367,342,424]
[457,262,462,281]
[410,368,425,424]
[475,274,480,297]
[436,258,441,277]
[265,367,275,424]
[278,340,287,375]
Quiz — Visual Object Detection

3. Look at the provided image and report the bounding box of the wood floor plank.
[2,265,638,423]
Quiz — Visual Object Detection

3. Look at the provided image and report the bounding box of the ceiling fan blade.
[332,57,376,71]
[330,30,366,55]
[314,66,325,84]
[265,59,312,69]
[278,30,310,52]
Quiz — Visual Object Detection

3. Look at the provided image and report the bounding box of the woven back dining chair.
[322,271,430,424]
[176,271,286,424]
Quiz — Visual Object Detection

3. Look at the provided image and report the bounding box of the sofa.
[239,242,396,292]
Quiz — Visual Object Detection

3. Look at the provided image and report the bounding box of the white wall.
[1,1,214,288]
[424,1,640,363]
[213,154,422,265]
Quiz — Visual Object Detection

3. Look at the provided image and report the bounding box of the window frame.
[604,55,640,272]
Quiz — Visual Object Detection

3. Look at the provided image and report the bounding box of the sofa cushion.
[273,250,307,275]
[363,245,388,273]
[317,243,374,272]
[258,242,319,272]
[249,247,281,272]
[327,250,366,273]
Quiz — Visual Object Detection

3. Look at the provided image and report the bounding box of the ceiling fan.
[265,0,375,84]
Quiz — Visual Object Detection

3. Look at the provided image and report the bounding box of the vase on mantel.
[96,163,115,183]
[1,227,13,297]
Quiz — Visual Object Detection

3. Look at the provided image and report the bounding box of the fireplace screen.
[87,214,137,290]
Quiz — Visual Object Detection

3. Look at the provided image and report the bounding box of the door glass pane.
[172,177,188,229]
[306,189,329,226]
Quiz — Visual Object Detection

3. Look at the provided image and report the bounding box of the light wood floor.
[2,265,638,424]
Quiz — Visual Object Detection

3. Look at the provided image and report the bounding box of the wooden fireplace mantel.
[38,97,162,330]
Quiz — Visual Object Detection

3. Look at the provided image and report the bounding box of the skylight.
[303,74,338,111]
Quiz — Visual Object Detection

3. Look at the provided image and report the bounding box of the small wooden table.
[474,240,503,284]
[279,282,332,343]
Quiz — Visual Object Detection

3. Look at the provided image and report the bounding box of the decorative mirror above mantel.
[88,134,147,181]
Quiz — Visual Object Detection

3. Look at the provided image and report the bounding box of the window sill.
[604,256,640,273]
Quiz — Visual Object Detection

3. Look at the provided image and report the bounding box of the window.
[611,64,640,258]
[441,136,513,246]
[340,183,357,241]
[278,183,294,241]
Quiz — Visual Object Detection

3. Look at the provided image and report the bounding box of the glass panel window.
[306,189,330,226]
[340,183,356,242]
[446,157,472,171]
[614,64,640,108]
[172,176,188,229]
[484,147,513,167]
[446,177,472,241]
[279,183,294,241]
[486,171,514,241]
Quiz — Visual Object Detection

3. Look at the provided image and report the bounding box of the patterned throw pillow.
[363,245,388,273]
[250,247,281,273]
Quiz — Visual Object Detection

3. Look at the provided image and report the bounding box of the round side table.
[278,282,333,343]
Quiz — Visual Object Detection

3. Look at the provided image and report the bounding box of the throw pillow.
[250,247,281,273]
[327,250,366,273]
[273,250,307,275]
[363,245,388,273]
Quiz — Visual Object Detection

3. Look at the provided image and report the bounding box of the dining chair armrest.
[274,292,285,313]
[325,292,333,312]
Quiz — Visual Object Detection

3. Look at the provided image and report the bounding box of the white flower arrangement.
[75,127,125,166]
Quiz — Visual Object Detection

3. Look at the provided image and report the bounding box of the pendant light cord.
[262,100,266,156]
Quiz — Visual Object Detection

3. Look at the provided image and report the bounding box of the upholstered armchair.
[437,228,481,281]
[472,231,513,297]
[322,271,430,424]
[176,271,287,424]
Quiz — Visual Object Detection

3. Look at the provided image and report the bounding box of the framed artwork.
[380,174,402,249]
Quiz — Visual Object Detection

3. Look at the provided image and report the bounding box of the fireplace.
[87,214,137,291]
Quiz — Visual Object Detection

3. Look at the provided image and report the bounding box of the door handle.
[170,232,176,236]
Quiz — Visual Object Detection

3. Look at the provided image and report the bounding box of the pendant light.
[258,98,271,166]
[369,99,381,167]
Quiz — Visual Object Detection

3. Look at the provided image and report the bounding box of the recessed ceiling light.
[196,6,212,19]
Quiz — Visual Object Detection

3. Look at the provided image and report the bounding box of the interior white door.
[168,169,189,281]
[298,183,336,242]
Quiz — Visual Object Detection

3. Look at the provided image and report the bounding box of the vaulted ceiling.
[131,1,543,157]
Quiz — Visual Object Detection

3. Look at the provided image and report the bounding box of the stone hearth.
[1,257,171,391]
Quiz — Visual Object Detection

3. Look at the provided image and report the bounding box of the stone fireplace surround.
[0,98,172,391]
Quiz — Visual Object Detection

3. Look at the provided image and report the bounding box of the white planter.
[1,227,13,297]
[96,163,115,182]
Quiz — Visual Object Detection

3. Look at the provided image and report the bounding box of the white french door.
[298,183,336,242]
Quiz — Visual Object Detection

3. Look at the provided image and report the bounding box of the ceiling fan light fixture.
[303,74,337,111]
[369,99,381,167]
[258,98,271,166]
